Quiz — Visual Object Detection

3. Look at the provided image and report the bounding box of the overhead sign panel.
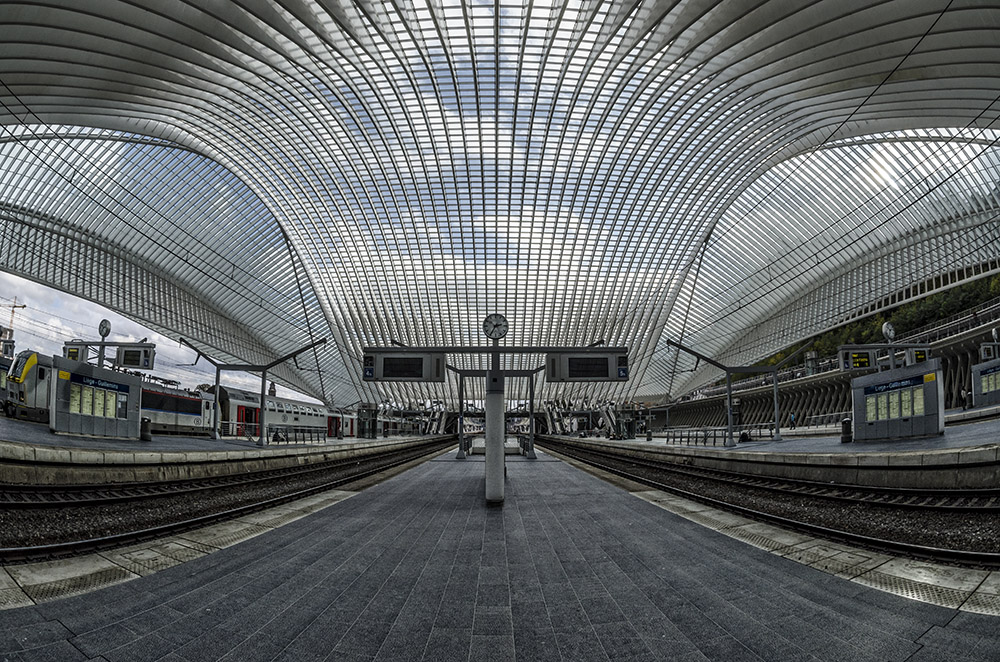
[839,348,874,371]
[363,352,446,382]
[115,345,156,370]
[546,352,629,382]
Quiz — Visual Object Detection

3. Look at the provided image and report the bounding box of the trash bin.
[841,417,852,443]
[140,417,152,442]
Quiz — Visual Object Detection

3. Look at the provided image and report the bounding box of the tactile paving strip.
[630,488,997,614]
[782,549,867,577]
[107,542,207,576]
[959,592,1000,616]
[200,523,274,549]
[853,571,969,609]
[22,566,134,603]
[250,510,308,529]
[718,526,788,552]
[0,587,33,609]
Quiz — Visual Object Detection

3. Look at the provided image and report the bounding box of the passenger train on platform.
[2,349,357,438]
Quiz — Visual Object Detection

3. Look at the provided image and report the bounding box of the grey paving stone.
[592,621,659,661]
[469,634,515,662]
[512,627,561,662]
[2,453,993,662]
[11,638,88,662]
[472,605,513,636]
[555,627,610,662]
[101,633,176,662]
[580,595,627,625]
[694,634,766,662]
[69,623,143,659]
[374,626,431,662]
[422,626,471,661]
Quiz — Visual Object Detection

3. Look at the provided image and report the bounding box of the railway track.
[1,439,448,507]
[537,437,1000,568]
[0,438,455,563]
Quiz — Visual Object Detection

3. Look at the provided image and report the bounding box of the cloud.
[0,271,320,403]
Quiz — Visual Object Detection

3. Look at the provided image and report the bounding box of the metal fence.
[652,423,774,446]
[219,422,327,444]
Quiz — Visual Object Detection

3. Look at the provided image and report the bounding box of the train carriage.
[140,384,215,435]
[209,385,332,440]
[3,345,365,441]
[3,350,53,422]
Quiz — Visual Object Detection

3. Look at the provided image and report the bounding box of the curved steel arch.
[2,0,1000,407]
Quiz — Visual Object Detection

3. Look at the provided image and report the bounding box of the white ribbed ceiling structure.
[2,1,1000,408]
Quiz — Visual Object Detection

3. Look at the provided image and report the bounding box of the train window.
[37,367,46,380]
[9,354,29,379]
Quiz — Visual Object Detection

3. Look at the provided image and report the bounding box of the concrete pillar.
[485,344,505,503]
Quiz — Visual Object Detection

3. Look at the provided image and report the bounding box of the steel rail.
[0,438,452,507]
[0,440,455,564]
[545,437,1000,511]
[538,439,1000,569]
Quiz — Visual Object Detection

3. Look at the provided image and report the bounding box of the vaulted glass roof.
[2,1,1000,408]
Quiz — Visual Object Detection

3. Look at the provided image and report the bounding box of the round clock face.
[99,319,111,339]
[482,313,508,339]
[882,322,895,342]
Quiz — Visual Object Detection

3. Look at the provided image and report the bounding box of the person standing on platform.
[789,412,796,429]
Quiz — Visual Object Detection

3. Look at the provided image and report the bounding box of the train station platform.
[1,450,997,661]
[0,415,409,454]
[648,407,1000,455]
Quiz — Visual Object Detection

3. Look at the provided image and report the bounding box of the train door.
[328,415,341,437]
[236,405,259,437]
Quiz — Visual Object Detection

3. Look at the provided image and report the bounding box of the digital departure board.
[851,351,872,368]
[363,352,447,382]
[381,357,424,379]
[839,348,874,371]
[546,352,629,382]
[567,357,610,379]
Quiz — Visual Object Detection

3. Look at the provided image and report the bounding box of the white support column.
[485,341,505,503]
[526,374,537,459]
[771,370,782,441]
[725,371,736,447]
[212,366,221,440]
[456,373,466,459]
[259,369,268,446]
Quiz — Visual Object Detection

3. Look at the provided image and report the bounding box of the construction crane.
[3,297,26,338]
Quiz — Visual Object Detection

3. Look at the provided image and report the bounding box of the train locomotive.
[3,350,53,422]
[3,348,357,439]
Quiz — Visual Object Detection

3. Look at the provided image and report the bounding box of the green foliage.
[762,273,1000,367]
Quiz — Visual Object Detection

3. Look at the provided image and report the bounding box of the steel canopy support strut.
[180,337,327,445]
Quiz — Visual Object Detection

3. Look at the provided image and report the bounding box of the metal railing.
[803,411,851,427]
[267,425,327,444]
[219,422,328,444]
[688,298,1000,402]
[651,423,774,447]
